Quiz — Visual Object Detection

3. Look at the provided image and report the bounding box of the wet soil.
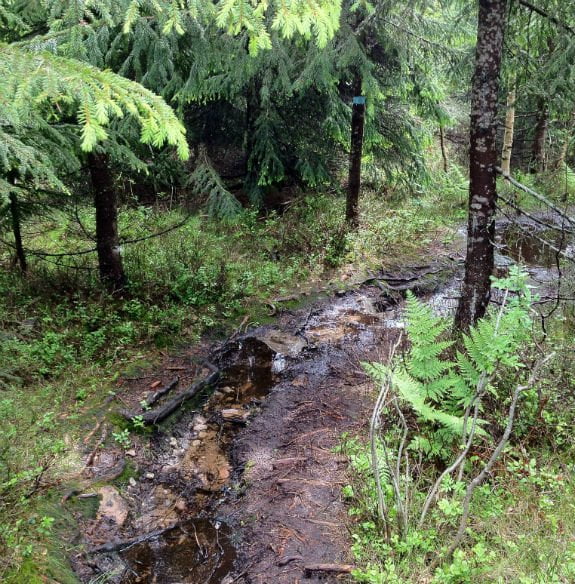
[69,277,429,584]
[68,217,571,584]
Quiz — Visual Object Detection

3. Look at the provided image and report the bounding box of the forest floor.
[66,210,571,583]
[68,238,464,583]
[3,191,572,583]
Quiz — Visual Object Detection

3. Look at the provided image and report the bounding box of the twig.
[83,424,108,471]
[121,363,219,425]
[143,377,179,408]
[88,525,177,554]
[517,0,575,36]
[496,206,575,263]
[497,194,574,234]
[304,563,355,574]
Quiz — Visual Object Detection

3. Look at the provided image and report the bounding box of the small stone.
[175,499,187,512]
[128,477,137,487]
[192,440,202,448]
[145,472,155,480]
[221,408,248,423]
[212,391,224,400]
[125,449,136,457]
[198,431,208,439]
[97,486,129,526]
[169,437,178,447]
[218,468,230,480]
[194,423,208,432]
[195,415,207,425]
[222,387,234,395]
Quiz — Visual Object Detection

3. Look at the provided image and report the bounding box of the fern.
[364,276,534,449]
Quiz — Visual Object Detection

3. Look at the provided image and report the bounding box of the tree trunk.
[9,189,27,274]
[530,98,548,173]
[500,81,516,175]
[554,111,575,170]
[244,76,263,202]
[439,118,449,173]
[346,73,365,227]
[454,0,506,332]
[87,152,126,291]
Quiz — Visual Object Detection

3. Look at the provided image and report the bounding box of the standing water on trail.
[73,285,407,583]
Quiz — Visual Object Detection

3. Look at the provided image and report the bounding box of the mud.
[69,220,569,584]
[70,279,414,584]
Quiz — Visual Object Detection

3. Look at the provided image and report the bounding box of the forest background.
[1,0,575,582]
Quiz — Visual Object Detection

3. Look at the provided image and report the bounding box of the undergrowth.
[0,186,456,580]
[342,272,575,583]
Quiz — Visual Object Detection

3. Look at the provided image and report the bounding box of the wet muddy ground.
[68,217,572,584]
[71,284,410,584]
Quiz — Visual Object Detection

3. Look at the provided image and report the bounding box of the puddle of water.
[122,519,236,583]
[218,337,278,400]
[498,226,569,267]
[305,295,385,343]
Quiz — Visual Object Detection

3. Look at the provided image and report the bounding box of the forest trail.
[70,216,564,583]
[70,273,448,583]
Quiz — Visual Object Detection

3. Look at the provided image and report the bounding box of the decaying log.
[144,377,179,408]
[304,563,354,574]
[122,363,219,425]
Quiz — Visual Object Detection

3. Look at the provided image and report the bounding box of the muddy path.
[68,218,569,584]
[69,259,458,584]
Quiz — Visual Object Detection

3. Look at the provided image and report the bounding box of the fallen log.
[304,563,355,574]
[122,363,219,425]
[144,377,179,408]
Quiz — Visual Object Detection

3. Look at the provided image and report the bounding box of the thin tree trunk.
[9,189,27,274]
[500,81,516,175]
[454,0,506,331]
[346,73,365,227]
[554,111,575,170]
[439,118,449,173]
[530,98,548,173]
[87,152,126,291]
[244,76,263,202]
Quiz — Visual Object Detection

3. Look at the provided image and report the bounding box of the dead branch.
[517,0,575,36]
[496,168,575,227]
[430,352,556,570]
[88,525,177,554]
[121,363,219,424]
[83,424,108,472]
[498,194,575,234]
[496,206,575,264]
[304,563,355,574]
[144,377,179,408]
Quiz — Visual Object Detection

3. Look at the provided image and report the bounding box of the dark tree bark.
[530,98,548,173]
[454,0,507,331]
[346,73,366,227]
[87,152,126,291]
[244,76,263,201]
[9,189,27,274]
